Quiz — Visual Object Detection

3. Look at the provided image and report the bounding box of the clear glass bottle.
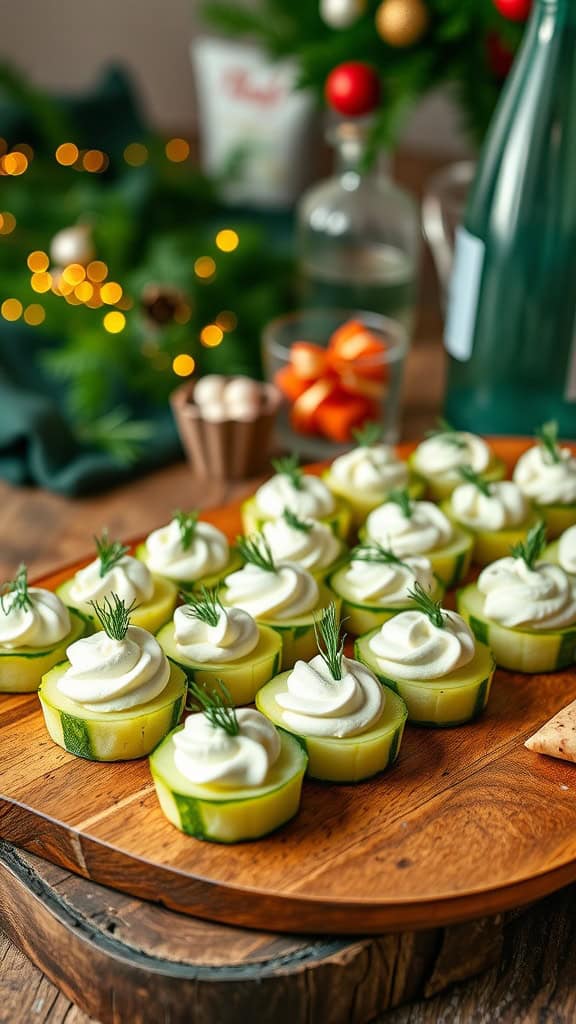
[297,119,420,336]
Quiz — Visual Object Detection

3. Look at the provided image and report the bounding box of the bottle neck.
[534,0,576,22]
[327,120,389,181]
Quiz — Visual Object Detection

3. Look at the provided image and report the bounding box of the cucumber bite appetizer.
[157,587,282,706]
[409,421,505,500]
[328,542,443,635]
[544,524,576,578]
[39,595,187,761]
[457,522,576,674]
[57,530,177,634]
[0,565,88,693]
[241,455,351,540]
[513,422,576,538]
[356,583,494,727]
[256,603,407,782]
[260,509,345,580]
[136,509,242,591]
[361,490,473,587]
[322,422,424,527]
[442,467,537,566]
[220,535,339,669]
[150,681,307,843]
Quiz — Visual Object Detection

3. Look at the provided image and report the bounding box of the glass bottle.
[444,0,576,436]
[297,119,420,336]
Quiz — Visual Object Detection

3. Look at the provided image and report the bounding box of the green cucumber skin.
[469,615,489,646]
[448,550,467,588]
[172,792,206,839]
[375,672,491,728]
[168,694,186,732]
[558,629,576,669]
[60,712,94,759]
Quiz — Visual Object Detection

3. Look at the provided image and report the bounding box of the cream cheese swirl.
[69,556,154,607]
[173,605,258,663]
[144,519,229,581]
[365,500,454,556]
[223,563,319,621]
[275,654,383,737]
[261,517,341,572]
[0,588,71,649]
[413,432,491,481]
[558,526,576,575]
[329,445,409,495]
[255,474,335,519]
[173,709,280,787]
[57,625,170,712]
[342,555,435,606]
[478,557,576,630]
[513,445,576,505]
[368,609,475,680]
[451,480,529,531]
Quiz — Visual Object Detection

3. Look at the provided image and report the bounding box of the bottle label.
[444,227,485,362]
[566,325,576,402]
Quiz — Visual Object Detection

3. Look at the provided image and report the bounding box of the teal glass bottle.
[444,0,576,436]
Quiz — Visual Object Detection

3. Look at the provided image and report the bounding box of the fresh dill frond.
[352,421,382,447]
[314,602,345,681]
[271,454,302,489]
[350,543,409,569]
[388,489,413,518]
[236,534,276,572]
[0,565,32,615]
[536,421,561,464]
[187,680,240,736]
[457,465,491,496]
[282,508,313,533]
[180,586,222,627]
[425,418,467,449]
[407,581,445,629]
[94,529,129,578]
[510,520,547,569]
[89,593,136,641]
[174,509,199,550]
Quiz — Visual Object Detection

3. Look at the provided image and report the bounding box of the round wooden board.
[1,438,576,936]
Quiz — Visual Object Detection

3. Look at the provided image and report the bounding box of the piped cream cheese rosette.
[57,530,177,634]
[328,542,444,635]
[260,509,344,579]
[150,680,307,843]
[457,521,576,673]
[220,535,338,669]
[544,525,576,578]
[156,586,282,705]
[361,490,473,587]
[356,583,495,727]
[442,467,537,566]
[39,594,187,761]
[136,510,242,590]
[513,422,576,538]
[241,454,351,540]
[0,565,89,693]
[257,603,407,781]
[409,422,505,500]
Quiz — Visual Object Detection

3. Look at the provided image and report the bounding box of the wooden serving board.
[1,439,576,937]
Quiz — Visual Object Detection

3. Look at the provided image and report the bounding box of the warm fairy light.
[82,149,108,173]
[0,140,6,156]
[174,302,192,325]
[165,138,190,163]
[86,291,103,309]
[2,152,28,175]
[103,311,126,333]
[215,229,239,253]
[172,353,196,376]
[27,251,49,273]
[87,260,108,283]
[65,292,82,305]
[56,143,79,166]
[52,273,74,296]
[0,212,16,235]
[1,299,23,321]
[124,143,148,166]
[14,144,33,161]
[75,281,94,302]
[117,295,133,311]
[215,310,238,332]
[200,324,224,348]
[62,263,86,286]
[100,281,122,304]
[24,304,45,326]
[30,272,52,293]
[194,256,216,279]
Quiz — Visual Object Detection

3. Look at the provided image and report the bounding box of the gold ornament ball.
[375,0,429,47]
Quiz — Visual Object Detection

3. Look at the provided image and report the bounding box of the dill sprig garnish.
[510,520,547,570]
[187,680,239,736]
[180,586,222,627]
[388,488,413,518]
[0,565,32,615]
[271,454,302,489]
[236,534,276,572]
[174,509,199,550]
[350,543,409,569]
[94,529,129,578]
[425,418,467,449]
[282,508,313,533]
[314,602,345,681]
[457,465,491,496]
[536,421,561,465]
[352,421,381,447]
[407,581,445,629]
[89,593,136,641]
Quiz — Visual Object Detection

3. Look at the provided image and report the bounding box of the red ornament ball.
[493,0,532,21]
[486,32,515,78]
[325,62,381,117]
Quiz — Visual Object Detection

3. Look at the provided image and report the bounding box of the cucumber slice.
[441,502,539,567]
[407,454,506,501]
[56,575,177,634]
[256,672,407,782]
[135,544,243,592]
[321,469,426,529]
[220,583,341,670]
[457,583,576,674]
[0,608,89,694]
[241,494,352,542]
[39,661,187,761]
[359,524,473,588]
[150,728,307,842]
[533,503,576,540]
[327,568,444,636]
[156,622,282,705]
[355,632,494,727]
